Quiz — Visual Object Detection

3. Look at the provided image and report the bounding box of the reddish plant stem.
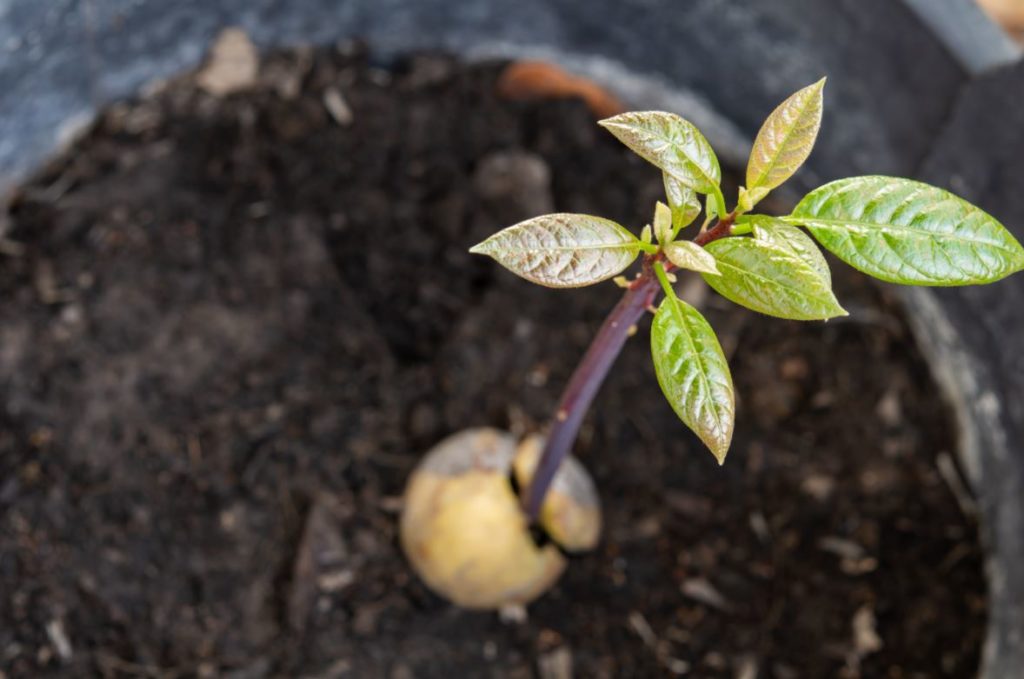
[693,212,736,247]
[523,212,735,521]
[523,262,660,518]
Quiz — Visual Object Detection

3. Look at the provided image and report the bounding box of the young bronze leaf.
[664,241,720,275]
[654,201,673,245]
[747,78,825,193]
[651,296,734,464]
[789,176,1024,285]
[470,214,641,288]
[599,112,721,194]
[703,227,846,320]
[664,172,701,231]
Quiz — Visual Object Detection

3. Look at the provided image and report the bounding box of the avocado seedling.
[401,79,1024,608]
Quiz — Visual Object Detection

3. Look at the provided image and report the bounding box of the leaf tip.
[708,439,729,465]
[821,307,849,322]
[597,116,633,143]
[704,423,733,467]
[468,241,488,255]
[1007,236,1024,272]
[826,296,849,319]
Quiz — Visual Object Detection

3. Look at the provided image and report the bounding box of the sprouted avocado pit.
[400,428,599,609]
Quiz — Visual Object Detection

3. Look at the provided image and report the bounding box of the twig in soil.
[849,605,884,668]
[628,610,658,648]
[681,577,732,612]
[627,611,691,675]
[323,87,354,126]
[44,619,73,663]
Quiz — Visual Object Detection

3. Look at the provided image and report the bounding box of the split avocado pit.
[400,428,601,609]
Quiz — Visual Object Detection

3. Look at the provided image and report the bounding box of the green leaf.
[654,201,673,245]
[469,214,642,288]
[664,241,720,275]
[747,78,825,193]
[600,112,721,194]
[748,216,831,284]
[789,176,1024,285]
[703,225,847,320]
[651,295,735,464]
[664,173,701,231]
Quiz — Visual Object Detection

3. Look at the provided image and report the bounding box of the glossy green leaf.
[651,296,734,464]
[664,172,701,231]
[703,226,847,320]
[747,78,825,193]
[664,241,720,275]
[654,201,673,245]
[789,176,1024,285]
[469,214,641,288]
[748,216,831,284]
[600,112,721,194]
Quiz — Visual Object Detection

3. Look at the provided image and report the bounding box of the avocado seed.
[400,428,601,609]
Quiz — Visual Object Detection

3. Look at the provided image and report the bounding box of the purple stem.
[523,265,660,519]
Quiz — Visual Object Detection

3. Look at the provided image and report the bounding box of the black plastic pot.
[2,1,1022,676]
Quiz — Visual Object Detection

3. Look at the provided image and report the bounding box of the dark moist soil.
[0,45,986,679]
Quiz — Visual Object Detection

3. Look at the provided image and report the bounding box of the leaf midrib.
[607,120,717,188]
[785,216,1019,254]
[664,299,727,438]
[750,89,818,189]
[503,242,640,254]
